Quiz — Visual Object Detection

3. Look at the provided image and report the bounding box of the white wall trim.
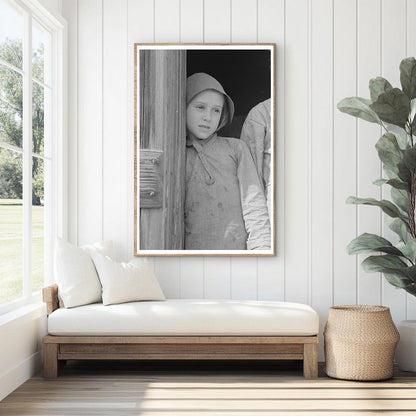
[0,351,42,402]
[20,0,66,27]
[0,301,43,325]
[0,303,46,400]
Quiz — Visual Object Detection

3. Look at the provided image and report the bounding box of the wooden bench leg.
[303,343,318,379]
[44,343,59,379]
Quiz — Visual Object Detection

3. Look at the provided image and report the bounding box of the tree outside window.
[0,0,51,306]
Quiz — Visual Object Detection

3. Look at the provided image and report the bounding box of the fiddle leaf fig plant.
[338,57,416,297]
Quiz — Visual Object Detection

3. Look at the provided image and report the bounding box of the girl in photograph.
[185,72,271,250]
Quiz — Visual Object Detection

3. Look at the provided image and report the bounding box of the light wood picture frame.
[134,44,275,256]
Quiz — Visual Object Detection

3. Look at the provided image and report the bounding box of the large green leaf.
[373,175,409,191]
[404,283,416,296]
[346,196,405,219]
[373,178,409,192]
[362,254,408,272]
[400,57,416,100]
[394,130,410,150]
[337,97,382,125]
[387,178,410,191]
[397,240,416,264]
[361,255,416,288]
[362,254,408,270]
[389,217,410,241]
[375,132,404,173]
[383,271,412,288]
[370,88,410,128]
[369,77,393,102]
[391,187,410,213]
[384,166,400,180]
[397,161,412,185]
[380,263,416,283]
[347,233,403,256]
[403,265,416,282]
[411,98,416,133]
[373,178,388,186]
[410,98,416,129]
[403,146,416,172]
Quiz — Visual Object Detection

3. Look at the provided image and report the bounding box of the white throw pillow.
[90,252,165,306]
[54,239,114,308]
[81,240,115,259]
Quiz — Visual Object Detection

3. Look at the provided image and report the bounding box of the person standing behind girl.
[185,72,270,250]
[240,98,272,220]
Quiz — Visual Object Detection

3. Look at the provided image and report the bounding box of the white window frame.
[0,0,67,315]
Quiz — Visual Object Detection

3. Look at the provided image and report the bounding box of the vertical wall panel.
[333,0,357,305]
[284,0,309,303]
[154,259,181,298]
[407,0,416,319]
[204,0,231,42]
[180,258,204,298]
[310,0,333,359]
[155,0,180,42]
[127,0,154,261]
[356,0,382,305]
[77,0,103,245]
[407,0,416,57]
[127,0,154,43]
[257,0,285,301]
[229,0,258,300]
[231,258,258,299]
[61,0,78,245]
[231,0,257,42]
[126,0,155,293]
[381,0,407,323]
[382,0,406,88]
[103,0,128,260]
[180,0,203,43]
[151,0,181,297]
[203,0,232,299]
[205,258,231,299]
[179,0,205,298]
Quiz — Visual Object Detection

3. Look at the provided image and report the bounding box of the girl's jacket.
[185,134,271,250]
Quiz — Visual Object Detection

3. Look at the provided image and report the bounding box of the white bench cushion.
[47,299,319,336]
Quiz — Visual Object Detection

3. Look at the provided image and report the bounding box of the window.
[0,0,66,312]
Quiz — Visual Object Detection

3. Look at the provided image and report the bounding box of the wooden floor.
[1,360,416,415]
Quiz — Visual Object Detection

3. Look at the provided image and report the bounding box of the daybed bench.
[42,284,320,379]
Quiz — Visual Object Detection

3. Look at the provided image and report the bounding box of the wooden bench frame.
[43,285,319,379]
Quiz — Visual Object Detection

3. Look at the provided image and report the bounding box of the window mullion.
[22,10,32,298]
[0,58,25,77]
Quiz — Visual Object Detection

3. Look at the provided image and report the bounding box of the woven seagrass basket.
[324,305,400,381]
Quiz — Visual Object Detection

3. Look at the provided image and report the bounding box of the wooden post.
[43,342,59,379]
[303,342,318,379]
[138,49,186,250]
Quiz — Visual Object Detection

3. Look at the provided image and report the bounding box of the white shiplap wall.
[61,0,416,356]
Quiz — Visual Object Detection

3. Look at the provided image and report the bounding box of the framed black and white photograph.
[134,44,275,256]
